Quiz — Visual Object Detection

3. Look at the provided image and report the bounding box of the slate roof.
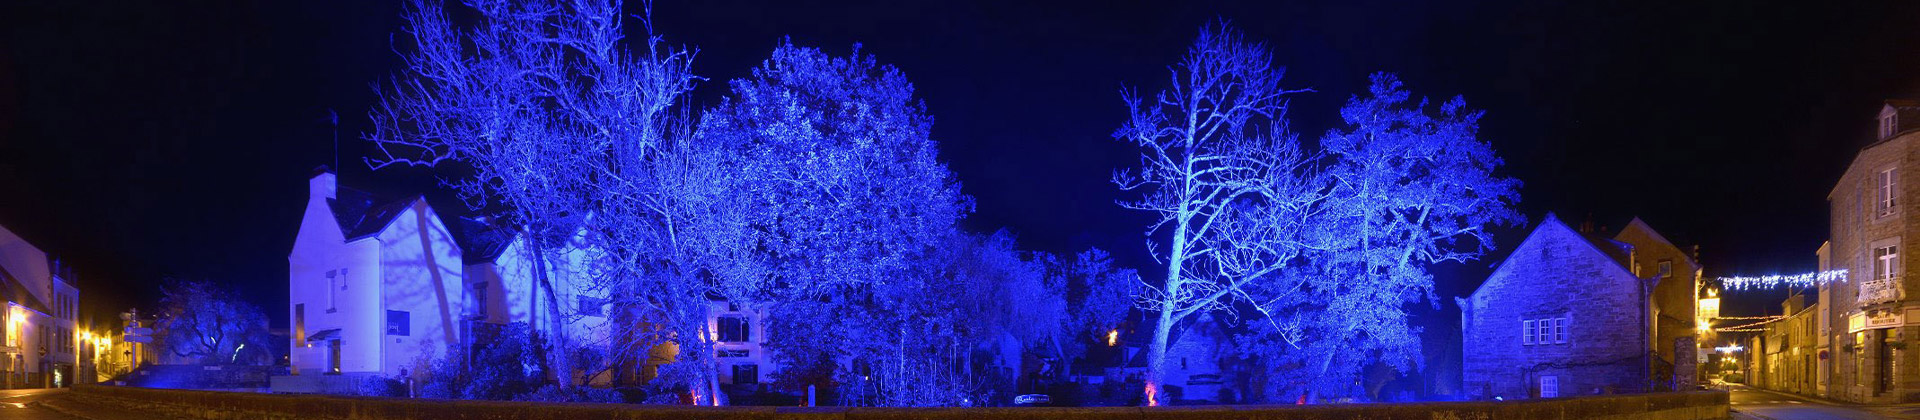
[446,216,519,265]
[327,184,419,242]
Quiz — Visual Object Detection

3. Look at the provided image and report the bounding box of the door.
[328,340,342,374]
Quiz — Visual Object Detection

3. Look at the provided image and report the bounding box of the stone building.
[1748,294,1820,397]
[1820,99,1920,403]
[1460,213,1700,399]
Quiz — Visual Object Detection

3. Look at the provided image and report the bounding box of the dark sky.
[4,1,1920,328]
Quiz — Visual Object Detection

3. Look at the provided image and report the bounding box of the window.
[1540,375,1559,398]
[717,349,749,358]
[577,296,606,317]
[386,310,410,336]
[718,316,749,343]
[1536,318,1552,344]
[1880,168,1899,217]
[1884,114,1899,139]
[1877,245,1900,281]
[1553,318,1568,344]
[470,283,488,318]
[732,364,759,385]
[326,270,339,313]
[1657,260,1673,279]
[1523,320,1536,345]
[295,304,306,345]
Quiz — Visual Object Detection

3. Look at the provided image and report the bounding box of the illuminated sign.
[1714,344,1744,353]
[1698,297,1721,320]
[1848,310,1904,333]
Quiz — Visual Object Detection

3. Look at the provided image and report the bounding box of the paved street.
[1731,385,1920,420]
[0,389,76,420]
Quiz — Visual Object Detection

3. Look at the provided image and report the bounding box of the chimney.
[310,166,337,199]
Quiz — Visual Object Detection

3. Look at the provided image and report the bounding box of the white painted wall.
[289,172,466,378]
[375,201,466,378]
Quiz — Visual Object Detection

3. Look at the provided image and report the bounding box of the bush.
[357,376,408,397]
[1722,373,1745,384]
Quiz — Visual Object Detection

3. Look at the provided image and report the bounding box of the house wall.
[1824,127,1920,403]
[708,300,776,386]
[374,202,466,378]
[1161,316,1230,402]
[288,173,385,376]
[1463,216,1649,399]
[474,230,612,384]
[1613,220,1701,390]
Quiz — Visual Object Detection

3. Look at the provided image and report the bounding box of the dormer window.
[1883,114,1899,139]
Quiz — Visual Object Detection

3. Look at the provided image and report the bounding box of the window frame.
[386,310,410,336]
[1523,319,1536,346]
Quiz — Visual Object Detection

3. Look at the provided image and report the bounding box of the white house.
[708,300,776,387]
[286,169,468,379]
[455,216,615,385]
[0,223,82,388]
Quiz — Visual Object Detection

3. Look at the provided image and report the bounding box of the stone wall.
[1463,215,1651,399]
[66,385,1729,420]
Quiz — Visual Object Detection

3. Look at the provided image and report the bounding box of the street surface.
[1731,385,1920,420]
[0,389,76,420]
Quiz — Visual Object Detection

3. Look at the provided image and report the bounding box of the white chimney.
[310,169,337,199]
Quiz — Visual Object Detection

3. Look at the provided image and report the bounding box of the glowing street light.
[1107,329,1118,347]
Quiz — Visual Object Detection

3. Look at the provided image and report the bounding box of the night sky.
[4,1,1920,328]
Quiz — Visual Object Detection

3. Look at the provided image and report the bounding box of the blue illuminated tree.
[154,279,273,365]
[699,40,974,406]
[366,0,704,396]
[1111,23,1324,405]
[1258,73,1521,401]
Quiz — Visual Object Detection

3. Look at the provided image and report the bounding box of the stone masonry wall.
[1464,216,1650,399]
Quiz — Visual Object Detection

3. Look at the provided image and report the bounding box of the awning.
[305,329,341,343]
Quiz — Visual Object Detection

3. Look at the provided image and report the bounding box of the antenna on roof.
[327,109,340,175]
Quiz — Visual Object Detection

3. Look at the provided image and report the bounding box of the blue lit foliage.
[367,0,708,397]
[698,40,971,300]
[1253,73,1521,401]
[155,279,273,365]
[1111,23,1319,405]
[699,41,986,406]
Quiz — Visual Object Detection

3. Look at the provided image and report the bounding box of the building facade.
[1820,99,1920,403]
[0,223,82,388]
[1460,214,1698,399]
[1748,295,1820,396]
[287,169,469,379]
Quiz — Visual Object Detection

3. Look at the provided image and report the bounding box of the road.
[1731,385,1919,420]
[0,389,76,420]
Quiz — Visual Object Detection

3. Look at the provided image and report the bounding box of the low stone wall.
[71,384,1727,420]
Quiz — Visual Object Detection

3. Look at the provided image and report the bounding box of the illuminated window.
[717,316,749,343]
[386,310,409,336]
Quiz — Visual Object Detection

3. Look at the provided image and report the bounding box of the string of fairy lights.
[1705,269,1846,332]
[1717,269,1849,291]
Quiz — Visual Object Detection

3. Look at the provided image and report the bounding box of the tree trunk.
[528,232,573,389]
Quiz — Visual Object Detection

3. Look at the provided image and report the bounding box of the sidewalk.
[32,393,192,420]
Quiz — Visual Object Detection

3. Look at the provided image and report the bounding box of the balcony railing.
[1860,277,1903,305]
